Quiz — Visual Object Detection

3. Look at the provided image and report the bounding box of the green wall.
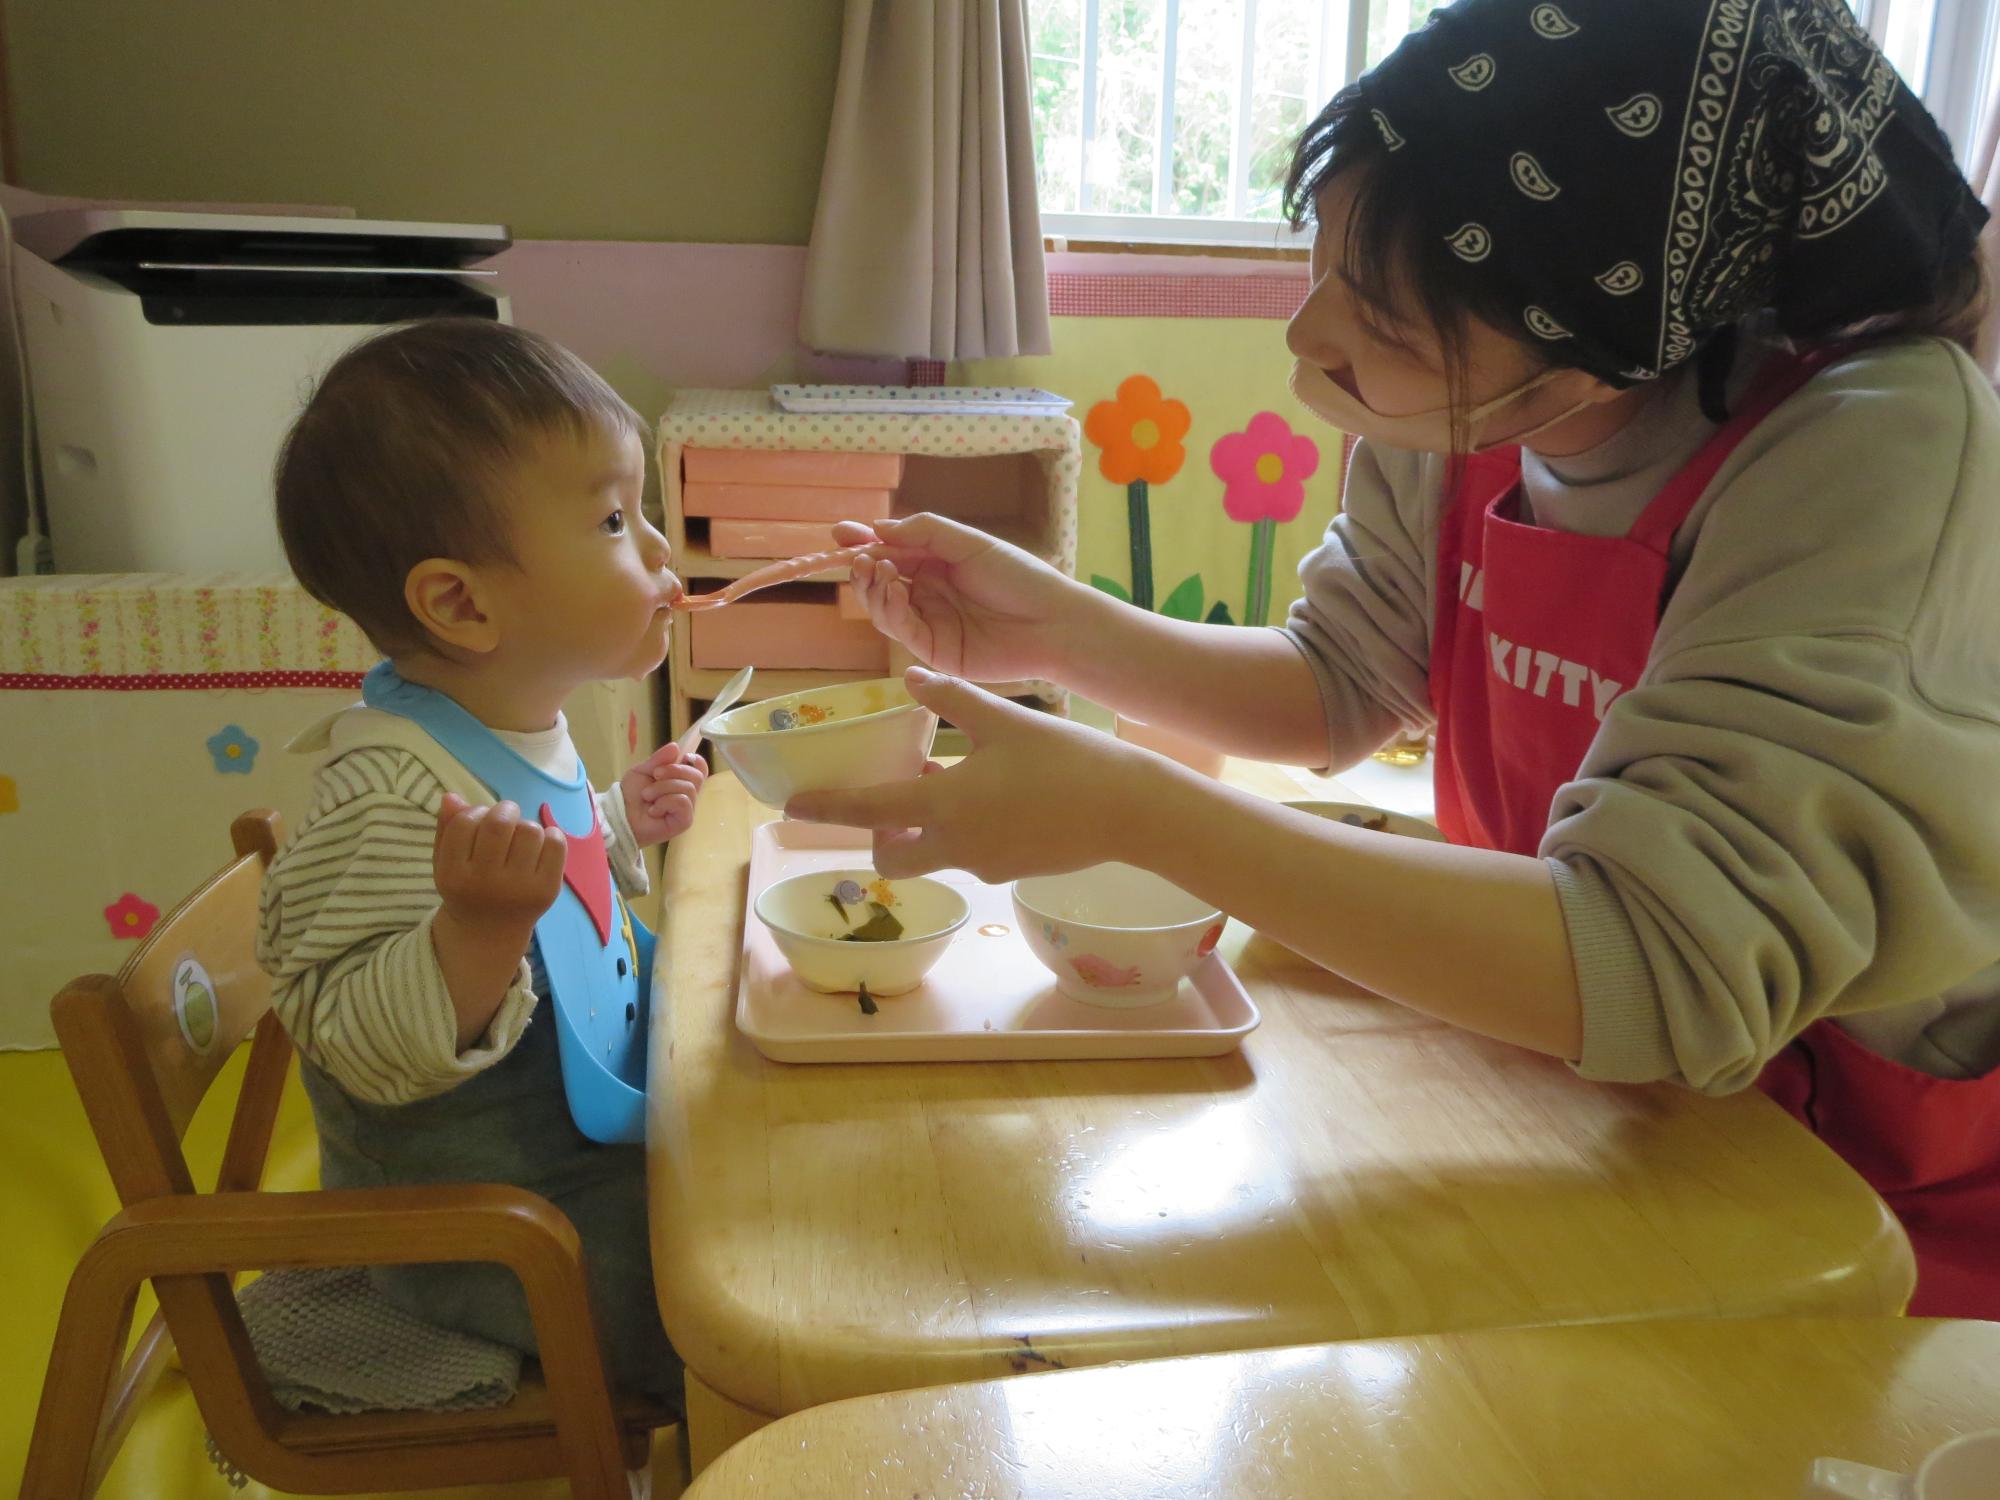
[2,0,844,242]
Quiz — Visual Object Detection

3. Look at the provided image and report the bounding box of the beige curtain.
[799,0,1052,361]
[1973,89,2000,378]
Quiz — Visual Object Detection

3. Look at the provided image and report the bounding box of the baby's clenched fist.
[433,793,567,935]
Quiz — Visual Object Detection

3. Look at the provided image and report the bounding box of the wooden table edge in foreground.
[679,1317,2000,1500]
[647,771,1915,1468]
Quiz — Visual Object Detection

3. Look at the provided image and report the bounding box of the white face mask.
[1288,358,1597,455]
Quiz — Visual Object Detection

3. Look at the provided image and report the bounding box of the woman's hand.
[785,668,1166,883]
[843,515,1331,767]
[793,675,1584,1064]
[837,514,1095,684]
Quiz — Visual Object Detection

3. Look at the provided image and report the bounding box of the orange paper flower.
[1085,376,1191,485]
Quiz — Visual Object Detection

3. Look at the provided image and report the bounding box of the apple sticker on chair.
[172,957,219,1054]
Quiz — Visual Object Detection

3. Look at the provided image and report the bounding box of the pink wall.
[491,241,903,412]
[492,240,1308,413]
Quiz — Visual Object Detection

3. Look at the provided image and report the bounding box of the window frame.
[1038,0,2000,251]
[1904,0,2000,160]
[1040,0,1362,249]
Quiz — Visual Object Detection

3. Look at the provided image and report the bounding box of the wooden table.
[680,1318,2000,1499]
[647,769,1913,1469]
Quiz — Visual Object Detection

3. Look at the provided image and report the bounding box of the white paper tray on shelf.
[736,821,1259,1064]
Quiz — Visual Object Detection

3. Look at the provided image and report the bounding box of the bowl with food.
[704,677,939,807]
[754,869,970,997]
[1011,863,1225,1009]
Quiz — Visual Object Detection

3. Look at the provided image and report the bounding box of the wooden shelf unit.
[656,390,1082,743]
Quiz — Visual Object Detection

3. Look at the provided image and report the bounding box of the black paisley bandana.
[1352,0,1987,384]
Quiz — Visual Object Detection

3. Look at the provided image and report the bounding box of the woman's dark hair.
[1832,251,1988,351]
[1282,88,1988,433]
[1282,89,1540,447]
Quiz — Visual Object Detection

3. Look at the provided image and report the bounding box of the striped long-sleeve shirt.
[257,728,647,1108]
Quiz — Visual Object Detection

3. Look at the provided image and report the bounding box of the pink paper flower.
[104,892,161,941]
[1209,412,1321,524]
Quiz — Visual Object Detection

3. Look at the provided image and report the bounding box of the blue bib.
[363,663,652,1144]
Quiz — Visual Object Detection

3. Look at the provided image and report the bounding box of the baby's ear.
[405,558,500,654]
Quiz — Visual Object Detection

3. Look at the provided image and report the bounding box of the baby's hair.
[275,318,643,655]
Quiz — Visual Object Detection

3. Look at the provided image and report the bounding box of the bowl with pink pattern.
[1011,863,1225,1009]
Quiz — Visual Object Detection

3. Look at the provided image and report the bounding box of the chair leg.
[84,1311,175,1496]
[21,1245,144,1500]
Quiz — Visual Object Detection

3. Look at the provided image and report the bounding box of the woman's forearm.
[1121,757,1584,1059]
[1047,586,1333,766]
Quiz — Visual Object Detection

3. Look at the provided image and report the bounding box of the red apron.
[1428,352,2000,1318]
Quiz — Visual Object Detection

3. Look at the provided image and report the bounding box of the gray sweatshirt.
[1283,335,2000,1093]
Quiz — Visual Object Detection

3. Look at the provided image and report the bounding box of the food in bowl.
[828,877,905,941]
[762,701,838,732]
[1011,863,1224,1009]
[705,677,938,807]
[755,868,969,999]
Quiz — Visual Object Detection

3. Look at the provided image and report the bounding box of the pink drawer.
[683,482,895,523]
[689,601,889,672]
[709,518,840,559]
[682,448,905,488]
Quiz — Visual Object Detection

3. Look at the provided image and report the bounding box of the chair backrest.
[48,810,302,1488]
[41,809,653,1498]
[51,810,292,1207]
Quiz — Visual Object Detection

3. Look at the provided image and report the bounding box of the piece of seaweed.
[838,903,905,943]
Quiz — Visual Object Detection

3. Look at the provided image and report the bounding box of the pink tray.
[736,821,1261,1064]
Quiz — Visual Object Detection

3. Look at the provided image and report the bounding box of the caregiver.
[792,0,2000,1316]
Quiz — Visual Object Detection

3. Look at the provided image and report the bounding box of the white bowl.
[1011,863,1225,1009]
[754,868,969,996]
[1285,800,1445,842]
[705,677,939,808]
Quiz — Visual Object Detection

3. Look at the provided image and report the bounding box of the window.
[1031,0,2000,249]
[1848,0,2000,162]
[1029,0,1447,246]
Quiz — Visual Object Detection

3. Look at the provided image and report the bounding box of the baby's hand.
[432,794,567,938]
[621,742,708,846]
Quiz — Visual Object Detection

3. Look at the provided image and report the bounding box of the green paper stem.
[1127,480,1154,612]
[1245,517,1277,627]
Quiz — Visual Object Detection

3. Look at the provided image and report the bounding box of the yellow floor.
[2,1047,684,1498]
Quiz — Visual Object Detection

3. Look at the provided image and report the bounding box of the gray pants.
[299,1018,683,1409]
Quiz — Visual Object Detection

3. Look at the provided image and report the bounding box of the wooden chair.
[22,810,680,1500]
